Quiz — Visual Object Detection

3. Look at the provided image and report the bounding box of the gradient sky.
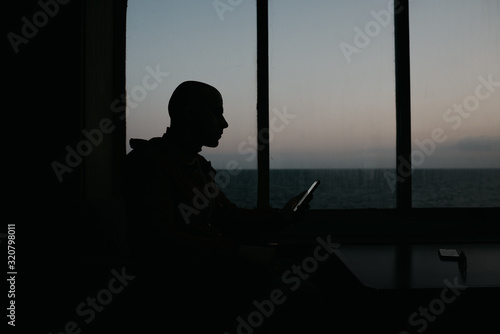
[126,0,499,169]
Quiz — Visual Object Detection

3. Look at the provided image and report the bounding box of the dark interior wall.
[82,0,127,200]
[7,0,83,203]
[5,1,127,331]
[6,0,127,206]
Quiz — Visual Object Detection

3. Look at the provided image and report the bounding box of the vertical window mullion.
[394,0,412,209]
[257,0,270,208]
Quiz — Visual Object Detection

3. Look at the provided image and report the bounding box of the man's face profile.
[193,93,228,148]
[169,81,228,149]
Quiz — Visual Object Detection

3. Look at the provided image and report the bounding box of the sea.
[214,169,500,209]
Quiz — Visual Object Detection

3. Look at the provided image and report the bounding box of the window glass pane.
[410,0,500,207]
[126,0,257,208]
[269,0,397,209]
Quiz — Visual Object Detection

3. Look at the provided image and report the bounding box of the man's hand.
[282,191,312,212]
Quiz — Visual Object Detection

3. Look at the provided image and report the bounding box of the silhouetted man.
[122,81,312,333]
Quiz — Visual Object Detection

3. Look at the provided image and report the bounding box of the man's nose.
[221,116,229,129]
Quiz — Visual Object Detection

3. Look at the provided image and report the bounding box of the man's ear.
[181,104,197,123]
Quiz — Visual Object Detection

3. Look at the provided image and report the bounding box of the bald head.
[168,81,222,123]
[167,81,228,148]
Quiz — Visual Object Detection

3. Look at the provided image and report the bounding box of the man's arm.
[212,189,307,244]
[123,150,241,264]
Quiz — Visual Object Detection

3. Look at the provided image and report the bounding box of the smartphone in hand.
[293,180,320,212]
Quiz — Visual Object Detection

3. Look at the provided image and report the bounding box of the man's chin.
[204,140,220,148]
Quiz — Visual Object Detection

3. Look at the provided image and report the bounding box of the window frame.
[256,0,411,208]
[254,0,498,240]
[119,0,498,241]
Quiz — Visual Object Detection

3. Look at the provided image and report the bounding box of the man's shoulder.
[125,136,215,176]
[125,137,176,170]
[194,152,215,170]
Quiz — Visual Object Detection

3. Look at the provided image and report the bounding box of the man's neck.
[165,126,202,154]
